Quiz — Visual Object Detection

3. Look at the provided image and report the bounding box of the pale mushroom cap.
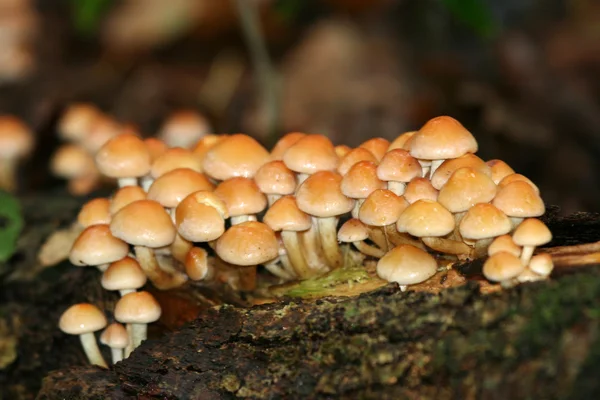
[498,173,540,195]
[359,189,408,227]
[51,144,96,179]
[69,224,129,266]
[151,147,203,178]
[377,149,422,182]
[0,115,34,158]
[100,323,129,349]
[110,186,147,215]
[437,167,498,213]
[430,154,491,190]
[144,138,168,162]
[387,131,416,151]
[337,147,377,175]
[58,103,101,143]
[216,221,279,266]
[529,253,553,276]
[483,252,525,282]
[101,256,147,291]
[459,203,511,240]
[359,137,389,161]
[263,195,311,232]
[341,161,386,199]
[114,291,162,324]
[110,200,176,248]
[396,199,454,237]
[410,116,478,160]
[337,218,370,242]
[214,177,267,217]
[95,133,151,179]
[295,171,354,217]
[376,244,438,285]
[283,134,338,174]
[158,110,210,148]
[404,177,438,204]
[185,247,210,281]
[488,234,521,257]
[77,198,111,228]
[492,181,545,218]
[147,168,214,209]
[486,159,515,185]
[59,303,107,335]
[512,218,552,247]
[175,191,226,242]
[254,160,297,195]
[271,132,306,160]
[203,134,271,180]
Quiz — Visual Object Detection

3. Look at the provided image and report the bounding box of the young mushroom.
[0,115,34,192]
[338,218,385,258]
[202,133,271,181]
[101,256,148,296]
[254,160,297,206]
[214,177,267,225]
[459,203,512,258]
[282,134,339,184]
[482,251,525,287]
[100,323,129,364]
[376,244,438,291]
[512,218,552,265]
[376,149,422,196]
[114,291,162,356]
[59,303,108,368]
[95,133,151,188]
[184,247,215,281]
[69,224,130,272]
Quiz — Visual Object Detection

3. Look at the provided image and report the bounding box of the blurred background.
[1,0,599,213]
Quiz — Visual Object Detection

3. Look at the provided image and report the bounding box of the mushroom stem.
[352,241,385,258]
[117,177,138,188]
[317,216,343,269]
[118,289,136,297]
[263,258,296,280]
[351,199,365,219]
[385,225,426,250]
[79,332,108,368]
[124,324,134,358]
[421,236,471,257]
[0,158,16,192]
[521,245,535,265]
[231,215,257,225]
[299,223,329,275]
[368,228,388,250]
[140,176,154,192]
[171,233,193,264]
[134,245,187,290]
[130,322,147,350]
[110,348,123,364]
[387,181,406,196]
[281,230,312,279]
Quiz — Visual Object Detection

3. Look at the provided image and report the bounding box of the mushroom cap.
[271,132,306,160]
[483,252,525,282]
[203,134,270,180]
[409,116,478,160]
[459,203,511,240]
[404,177,438,204]
[95,133,151,179]
[144,138,168,162]
[175,191,227,242]
[214,177,267,217]
[216,221,278,266]
[101,256,147,291]
[337,147,377,175]
[192,134,227,163]
[488,234,521,257]
[150,147,203,178]
[396,200,454,237]
[492,181,545,218]
[83,115,122,153]
[376,244,438,285]
[295,171,354,217]
[254,160,297,195]
[512,218,552,247]
[437,167,497,213]
[341,161,385,199]
[334,145,352,158]
[110,200,176,248]
[77,198,111,228]
[359,189,408,227]
[69,224,129,266]
[158,110,210,148]
[430,154,491,190]
[51,144,96,179]
[185,247,210,281]
[337,218,370,242]
[486,159,515,185]
[376,149,422,182]
[498,173,540,194]
[387,131,416,151]
[529,253,553,276]
[110,186,147,215]
[114,291,161,324]
[0,115,34,158]
[59,303,107,335]
[147,168,214,209]
[263,195,311,232]
[58,103,101,143]
[358,137,389,161]
[283,134,338,174]
[100,323,129,349]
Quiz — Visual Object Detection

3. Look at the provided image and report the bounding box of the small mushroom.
[376,244,438,291]
[95,133,151,188]
[254,160,297,206]
[114,291,161,357]
[59,303,108,368]
[512,218,552,265]
[0,115,34,192]
[101,256,148,296]
[338,218,385,258]
[69,224,129,272]
[482,251,525,287]
[100,323,129,364]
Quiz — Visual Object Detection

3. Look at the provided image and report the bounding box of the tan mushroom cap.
[358,137,389,161]
[488,234,521,257]
[486,159,515,184]
[176,191,227,242]
[254,160,297,195]
[83,115,122,153]
[158,110,209,148]
[192,134,227,163]
[58,103,101,143]
[387,131,416,151]
[69,224,129,266]
[492,181,545,218]
[110,186,147,215]
[404,177,438,204]
[151,147,203,178]
[338,218,370,242]
[410,116,478,160]
[529,253,553,276]
[214,177,267,217]
[271,132,306,160]
[437,167,497,213]
[376,244,437,285]
[396,199,454,237]
[341,161,385,199]
[101,257,147,291]
[114,291,161,324]
[51,144,96,178]
[147,168,214,209]
[295,170,354,217]
[100,323,129,349]
[283,134,338,174]
[78,198,111,227]
[334,145,352,158]
[359,189,408,227]
[216,221,279,266]
[377,149,422,182]
[337,147,377,175]
[498,173,540,194]
[430,153,491,190]
[263,195,311,232]
[185,247,210,281]
[512,218,552,247]
[203,134,271,180]
[95,133,151,179]
[144,138,168,162]
[110,200,176,248]
[0,115,34,158]
[59,303,107,335]
[483,252,525,282]
[459,203,511,240]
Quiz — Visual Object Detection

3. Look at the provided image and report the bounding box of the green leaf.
[69,0,113,36]
[0,191,24,263]
[442,0,498,39]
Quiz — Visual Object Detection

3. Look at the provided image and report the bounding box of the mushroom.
[184,247,215,281]
[146,147,203,191]
[341,160,385,218]
[192,134,228,164]
[114,291,161,356]
[512,218,552,265]
[376,149,422,196]
[175,190,228,244]
[482,251,525,287]
[429,153,491,190]
[403,177,438,204]
[57,103,101,144]
[158,110,210,149]
[376,244,438,291]
[497,173,540,194]
[202,133,271,181]
[282,134,339,184]
[334,145,352,158]
[488,234,521,257]
[214,177,267,225]
[492,181,545,230]
[387,131,416,151]
[358,137,389,161]
[459,203,512,258]
[77,198,111,228]
[528,253,554,277]
[110,185,147,215]
[69,224,129,272]
[99,323,129,364]
[144,138,168,162]
[337,147,377,176]
[95,133,151,188]
[486,159,515,184]
[50,144,99,195]
[0,115,34,192]
[101,256,148,296]
[254,160,297,206]
[81,115,122,154]
[338,218,385,258]
[270,132,306,160]
[59,303,108,368]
